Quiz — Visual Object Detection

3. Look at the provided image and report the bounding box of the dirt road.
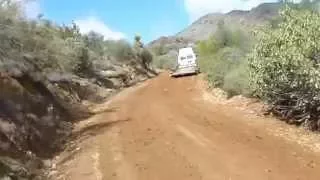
[57,73,320,180]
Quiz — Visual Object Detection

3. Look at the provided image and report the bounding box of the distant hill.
[176,2,282,41]
[148,2,282,53]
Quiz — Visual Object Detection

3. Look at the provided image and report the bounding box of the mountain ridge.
[148,2,282,48]
[175,2,282,41]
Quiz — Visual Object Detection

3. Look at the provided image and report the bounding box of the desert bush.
[73,47,93,76]
[249,6,320,130]
[268,0,320,28]
[132,35,154,69]
[0,2,87,73]
[222,60,250,97]
[295,0,320,12]
[197,23,252,96]
[153,55,176,70]
[140,48,153,64]
[0,0,153,77]
[84,31,105,56]
[152,43,169,56]
[105,40,135,62]
[199,47,246,87]
[197,36,219,56]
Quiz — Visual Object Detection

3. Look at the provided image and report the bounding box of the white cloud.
[23,0,41,19]
[13,0,42,19]
[75,17,126,41]
[184,0,279,21]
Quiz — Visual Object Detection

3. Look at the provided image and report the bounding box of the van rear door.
[178,48,196,68]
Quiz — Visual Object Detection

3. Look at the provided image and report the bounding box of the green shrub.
[197,23,253,97]
[105,40,134,62]
[199,47,245,87]
[140,48,153,64]
[268,0,320,28]
[73,47,93,76]
[0,0,152,80]
[214,20,234,48]
[223,60,251,97]
[249,6,320,130]
[132,35,154,68]
[84,31,105,56]
[197,36,219,56]
[153,55,176,70]
[152,44,168,56]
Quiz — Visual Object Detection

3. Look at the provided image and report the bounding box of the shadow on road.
[57,118,131,166]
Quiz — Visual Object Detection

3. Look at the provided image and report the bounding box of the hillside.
[148,2,282,61]
[176,2,282,41]
[0,2,156,179]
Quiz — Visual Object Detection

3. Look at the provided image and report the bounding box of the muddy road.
[57,73,320,180]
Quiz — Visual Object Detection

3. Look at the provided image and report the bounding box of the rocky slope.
[0,54,155,179]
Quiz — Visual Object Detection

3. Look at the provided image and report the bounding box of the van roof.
[178,47,194,55]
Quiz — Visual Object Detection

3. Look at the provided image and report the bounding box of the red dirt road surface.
[56,73,320,180]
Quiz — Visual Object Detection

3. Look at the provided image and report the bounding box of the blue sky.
[39,0,189,43]
[20,0,285,43]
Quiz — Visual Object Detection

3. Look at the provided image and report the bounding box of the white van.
[171,47,199,77]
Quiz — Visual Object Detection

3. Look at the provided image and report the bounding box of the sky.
[19,0,285,43]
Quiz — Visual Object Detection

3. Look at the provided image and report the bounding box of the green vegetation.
[0,2,157,178]
[152,55,176,70]
[152,44,169,56]
[133,34,154,69]
[150,42,176,70]
[0,1,153,78]
[104,39,135,62]
[197,20,253,97]
[249,6,320,130]
[198,1,320,130]
[269,0,320,28]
